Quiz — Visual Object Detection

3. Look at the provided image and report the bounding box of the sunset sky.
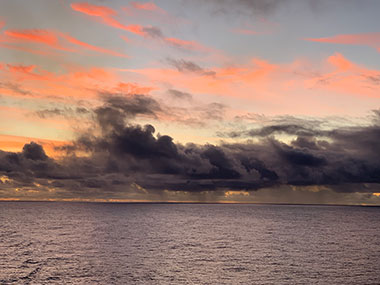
[1,0,380,204]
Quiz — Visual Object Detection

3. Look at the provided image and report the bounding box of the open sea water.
[1,202,380,284]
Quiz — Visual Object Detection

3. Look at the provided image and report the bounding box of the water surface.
[1,202,380,284]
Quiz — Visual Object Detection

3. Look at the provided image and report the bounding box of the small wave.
[20,266,41,281]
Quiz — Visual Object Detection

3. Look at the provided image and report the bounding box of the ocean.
[1,202,380,284]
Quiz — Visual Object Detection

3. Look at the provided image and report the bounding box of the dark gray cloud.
[166,58,216,76]
[1,94,380,200]
[168,89,193,101]
[221,124,317,138]
[0,82,32,96]
[94,94,162,133]
[22,142,48,161]
[363,74,380,85]
[203,0,287,16]
[138,26,204,52]
[195,0,352,17]
[142,26,164,38]
[35,107,90,119]
[36,108,64,118]
[201,102,226,121]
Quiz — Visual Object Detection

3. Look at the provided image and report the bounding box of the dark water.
[1,202,380,284]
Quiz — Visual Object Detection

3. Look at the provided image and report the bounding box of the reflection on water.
[1,202,380,284]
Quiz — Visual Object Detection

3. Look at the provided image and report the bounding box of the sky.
[1,0,380,204]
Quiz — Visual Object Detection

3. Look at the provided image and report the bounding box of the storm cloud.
[1,95,380,200]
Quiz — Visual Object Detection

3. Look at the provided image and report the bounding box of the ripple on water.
[0,203,380,284]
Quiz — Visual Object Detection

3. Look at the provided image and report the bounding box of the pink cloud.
[71,2,146,35]
[60,33,128,57]
[71,2,212,53]
[1,29,128,57]
[305,33,380,52]
[233,29,259,35]
[123,1,167,16]
[4,29,74,52]
[327,53,353,71]
[70,2,116,17]
[124,53,380,118]
[130,2,163,12]
[0,63,154,101]
[2,53,379,125]
[304,53,380,98]
[7,64,37,74]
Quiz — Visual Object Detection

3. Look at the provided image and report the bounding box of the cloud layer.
[1,94,380,201]
[1,0,380,204]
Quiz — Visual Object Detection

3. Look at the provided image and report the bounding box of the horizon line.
[0,200,379,207]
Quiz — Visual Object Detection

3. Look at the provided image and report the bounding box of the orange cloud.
[2,50,379,126]
[327,53,353,71]
[304,53,380,98]
[6,64,53,81]
[71,1,210,51]
[7,64,36,74]
[5,30,66,50]
[123,52,380,118]
[124,24,145,36]
[305,33,380,52]
[0,134,67,157]
[61,33,128,57]
[0,63,157,143]
[96,15,145,35]
[126,58,279,100]
[0,20,5,30]
[3,65,112,98]
[71,2,116,17]
[0,62,155,103]
[71,2,145,35]
[2,29,128,57]
[114,82,154,94]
